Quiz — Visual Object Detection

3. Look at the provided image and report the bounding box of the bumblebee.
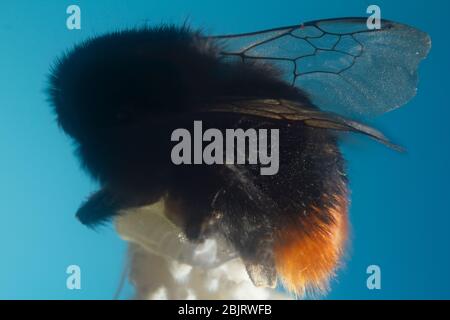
[48,18,430,297]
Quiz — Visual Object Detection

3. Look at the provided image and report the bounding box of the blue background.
[0,0,448,299]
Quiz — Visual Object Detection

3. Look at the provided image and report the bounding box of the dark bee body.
[48,20,430,295]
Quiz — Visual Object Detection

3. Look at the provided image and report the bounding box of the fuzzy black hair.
[47,24,348,294]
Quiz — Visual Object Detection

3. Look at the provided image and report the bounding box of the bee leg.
[76,188,125,227]
[243,234,277,288]
[165,191,214,241]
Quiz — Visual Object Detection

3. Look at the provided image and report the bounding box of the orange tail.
[274,191,349,297]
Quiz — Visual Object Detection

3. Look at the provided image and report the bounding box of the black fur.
[48,25,345,282]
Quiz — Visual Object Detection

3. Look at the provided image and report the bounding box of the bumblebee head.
[48,25,219,144]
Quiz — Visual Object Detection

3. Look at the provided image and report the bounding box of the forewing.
[213,18,431,117]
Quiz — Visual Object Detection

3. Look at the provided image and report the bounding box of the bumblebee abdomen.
[210,121,349,295]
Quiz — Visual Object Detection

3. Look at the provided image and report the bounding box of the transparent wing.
[198,98,403,151]
[212,18,431,117]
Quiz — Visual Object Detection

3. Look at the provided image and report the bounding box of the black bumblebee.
[48,18,430,296]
